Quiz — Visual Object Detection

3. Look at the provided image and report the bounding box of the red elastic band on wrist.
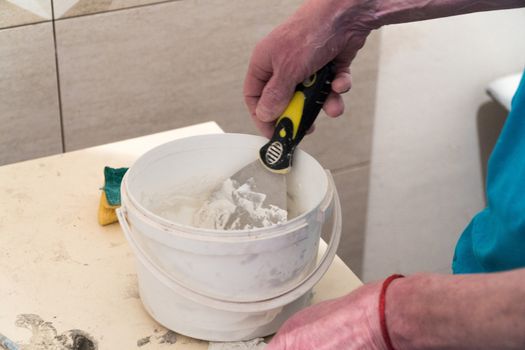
[379,274,405,350]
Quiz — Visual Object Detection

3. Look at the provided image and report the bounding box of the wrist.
[385,273,453,350]
[384,275,418,350]
[379,274,405,350]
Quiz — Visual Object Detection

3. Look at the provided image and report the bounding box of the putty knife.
[232,62,336,210]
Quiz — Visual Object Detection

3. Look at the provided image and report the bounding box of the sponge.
[98,167,128,226]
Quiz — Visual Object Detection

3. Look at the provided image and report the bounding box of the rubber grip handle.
[288,61,335,145]
[259,62,336,173]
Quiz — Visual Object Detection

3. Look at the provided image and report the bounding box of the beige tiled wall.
[0,0,379,277]
[0,22,62,164]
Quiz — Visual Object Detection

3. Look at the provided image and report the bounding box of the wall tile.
[55,0,305,151]
[52,0,171,19]
[0,22,62,165]
[0,0,51,28]
[324,165,370,278]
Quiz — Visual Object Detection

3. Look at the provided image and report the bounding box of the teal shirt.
[453,71,525,273]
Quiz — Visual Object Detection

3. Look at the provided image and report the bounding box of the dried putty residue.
[137,330,177,347]
[208,338,266,350]
[194,178,287,230]
[14,314,97,350]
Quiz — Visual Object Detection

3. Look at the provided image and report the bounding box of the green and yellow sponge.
[98,167,128,226]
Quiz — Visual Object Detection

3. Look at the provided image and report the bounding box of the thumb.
[255,73,296,123]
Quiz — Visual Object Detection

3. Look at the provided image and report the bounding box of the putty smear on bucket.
[193,177,287,230]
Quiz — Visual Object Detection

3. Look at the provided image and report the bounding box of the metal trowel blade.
[231,159,287,210]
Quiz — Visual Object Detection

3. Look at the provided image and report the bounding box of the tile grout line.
[0,20,51,31]
[50,1,66,153]
[54,0,183,22]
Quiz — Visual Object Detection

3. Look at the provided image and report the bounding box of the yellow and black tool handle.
[259,62,335,174]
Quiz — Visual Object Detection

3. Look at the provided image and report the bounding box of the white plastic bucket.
[117,133,342,340]
[118,196,341,341]
[120,134,340,302]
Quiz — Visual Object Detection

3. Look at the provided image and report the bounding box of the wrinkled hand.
[243,0,378,137]
[265,282,387,350]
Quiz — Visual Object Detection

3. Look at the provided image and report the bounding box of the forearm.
[387,269,525,349]
[308,0,525,31]
[373,0,525,26]
[293,0,525,43]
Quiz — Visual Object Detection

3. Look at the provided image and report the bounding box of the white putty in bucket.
[193,178,287,230]
[146,177,292,231]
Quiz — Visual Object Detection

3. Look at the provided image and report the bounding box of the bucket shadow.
[324,165,372,278]
[476,101,507,202]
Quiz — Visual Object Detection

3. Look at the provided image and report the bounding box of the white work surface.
[0,122,362,349]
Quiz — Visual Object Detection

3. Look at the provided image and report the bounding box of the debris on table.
[3,314,97,350]
[208,338,266,350]
[137,329,178,347]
